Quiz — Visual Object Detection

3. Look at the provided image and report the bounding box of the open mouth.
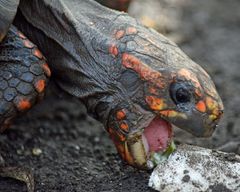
[127,116,175,169]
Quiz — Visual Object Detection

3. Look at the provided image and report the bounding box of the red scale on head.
[115,30,125,39]
[126,27,137,35]
[122,53,166,88]
[109,44,119,56]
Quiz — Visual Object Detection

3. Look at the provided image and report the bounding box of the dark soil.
[0,0,239,191]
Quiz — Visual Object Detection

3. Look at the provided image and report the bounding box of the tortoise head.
[96,25,224,169]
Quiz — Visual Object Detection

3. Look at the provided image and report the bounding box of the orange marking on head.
[209,114,217,121]
[159,110,187,119]
[195,89,202,97]
[126,27,137,35]
[159,110,178,118]
[120,122,129,132]
[116,110,126,120]
[178,68,192,79]
[212,108,220,116]
[178,68,201,88]
[149,87,158,95]
[196,100,206,113]
[35,79,46,93]
[42,63,51,77]
[122,53,165,88]
[115,30,125,39]
[122,53,139,68]
[206,97,216,110]
[23,40,34,48]
[206,97,222,118]
[109,44,118,56]
[145,96,166,111]
[17,98,31,111]
[33,49,43,59]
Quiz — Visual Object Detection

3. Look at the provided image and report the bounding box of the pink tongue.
[143,117,172,153]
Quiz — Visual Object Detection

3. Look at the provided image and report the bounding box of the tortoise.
[0,0,224,191]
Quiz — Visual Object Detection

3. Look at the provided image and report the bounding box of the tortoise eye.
[175,88,191,103]
[170,82,191,105]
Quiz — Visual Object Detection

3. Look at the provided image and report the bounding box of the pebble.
[149,144,240,192]
[32,148,43,156]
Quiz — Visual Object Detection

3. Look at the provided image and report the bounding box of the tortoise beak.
[170,103,224,138]
[179,111,223,137]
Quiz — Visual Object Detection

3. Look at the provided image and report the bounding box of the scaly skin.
[0,26,50,132]
[0,26,50,192]
[0,0,223,190]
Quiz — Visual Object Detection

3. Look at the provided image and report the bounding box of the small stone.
[147,160,154,169]
[83,167,88,171]
[32,148,42,156]
[149,144,240,192]
[17,149,24,155]
[94,137,100,143]
[182,175,190,182]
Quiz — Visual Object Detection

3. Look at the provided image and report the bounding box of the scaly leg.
[0,26,50,191]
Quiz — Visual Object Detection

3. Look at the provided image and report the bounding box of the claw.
[0,166,34,192]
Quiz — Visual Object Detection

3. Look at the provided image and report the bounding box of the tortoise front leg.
[0,26,51,192]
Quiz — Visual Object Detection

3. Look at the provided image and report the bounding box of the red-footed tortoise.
[0,0,223,191]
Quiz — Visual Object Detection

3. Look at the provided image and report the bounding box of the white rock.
[149,144,240,192]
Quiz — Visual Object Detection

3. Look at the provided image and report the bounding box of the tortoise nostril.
[216,109,224,119]
[219,109,224,115]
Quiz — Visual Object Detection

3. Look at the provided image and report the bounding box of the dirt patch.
[0,0,239,191]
